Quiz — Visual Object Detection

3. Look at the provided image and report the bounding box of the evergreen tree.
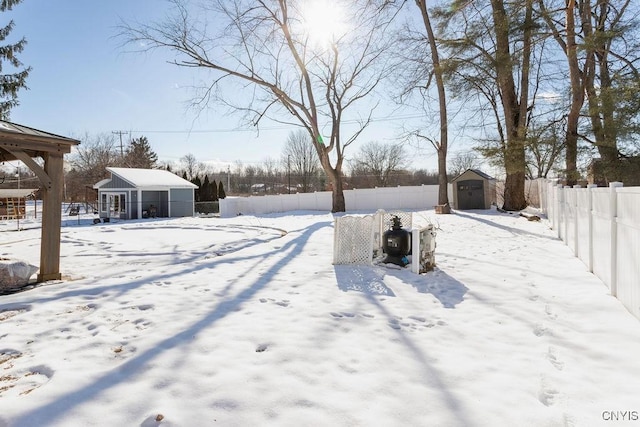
[0,0,30,119]
[123,136,158,168]
[211,180,218,201]
[218,181,226,199]
[201,174,211,201]
[191,175,202,202]
[182,171,188,181]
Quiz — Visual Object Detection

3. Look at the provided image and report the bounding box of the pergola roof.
[0,120,79,161]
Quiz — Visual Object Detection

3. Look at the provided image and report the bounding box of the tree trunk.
[491,0,528,211]
[564,0,582,186]
[329,172,346,212]
[437,149,448,205]
[417,0,449,206]
[318,147,346,212]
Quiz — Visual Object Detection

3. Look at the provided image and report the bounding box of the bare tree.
[281,130,320,192]
[407,0,450,206]
[348,141,408,187]
[448,152,481,177]
[119,0,401,212]
[261,156,280,193]
[180,153,199,181]
[525,119,565,179]
[65,133,121,201]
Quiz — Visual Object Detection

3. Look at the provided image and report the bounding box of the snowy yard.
[1,209,639,426]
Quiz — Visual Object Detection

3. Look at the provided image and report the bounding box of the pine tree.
[211,180,218,201]
[218,181,226,199]
[0,0,30,119]
[201,174,211,201]
[123,136,158,168]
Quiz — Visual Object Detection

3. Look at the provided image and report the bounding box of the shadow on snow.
[11,221,331,426]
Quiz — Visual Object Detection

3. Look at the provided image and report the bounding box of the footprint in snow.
[0,364,53,397]
[0,306,31,321]
[259,298,290,307]
[547,347,564,371]
[538,377,560,407]
[329,312,357,319]
[545,304,558,320]
[533,324,547,337]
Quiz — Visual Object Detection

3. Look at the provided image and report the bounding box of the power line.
[127,113,427,135]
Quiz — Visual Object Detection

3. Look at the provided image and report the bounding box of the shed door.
[457,179,484,210]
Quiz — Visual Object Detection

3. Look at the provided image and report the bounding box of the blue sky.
[6,1,446,171]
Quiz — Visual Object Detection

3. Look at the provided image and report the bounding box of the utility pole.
[112,131,127,157]
[227,165,231,194]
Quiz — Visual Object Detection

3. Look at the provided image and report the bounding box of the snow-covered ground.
[1,208,639,427]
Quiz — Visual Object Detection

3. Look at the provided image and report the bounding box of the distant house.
[94,167,198,220]
[451,169,496,210]
[587,157,640,187]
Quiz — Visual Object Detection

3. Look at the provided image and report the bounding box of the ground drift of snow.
[1,209,639,427]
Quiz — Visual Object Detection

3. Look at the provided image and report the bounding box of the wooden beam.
[37,152,64,282]
[0,133,77,154]
[3,148,53,189]
[0,136,71,154]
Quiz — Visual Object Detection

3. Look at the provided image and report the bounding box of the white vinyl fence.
[220,184,452,217]
[540,181,640,319]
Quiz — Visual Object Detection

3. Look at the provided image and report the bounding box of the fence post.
[609,182,623,297]
[572,185,581,255]
[586,184,597,272]
[555,184,563,236]
[539,178,548,213]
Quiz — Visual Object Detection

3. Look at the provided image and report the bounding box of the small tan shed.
[451,169,496,210]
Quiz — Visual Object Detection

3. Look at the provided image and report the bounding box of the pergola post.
[0,120,79,284]
[38,152,64,282]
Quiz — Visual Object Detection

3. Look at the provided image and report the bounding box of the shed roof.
[95,167,198,189]
[0,188,37,198]
[452,169,495,182]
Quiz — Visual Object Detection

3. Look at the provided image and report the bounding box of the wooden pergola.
[0,120,79,282]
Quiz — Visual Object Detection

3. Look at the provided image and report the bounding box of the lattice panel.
[333,215,375,265]
[382,211,412,230]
